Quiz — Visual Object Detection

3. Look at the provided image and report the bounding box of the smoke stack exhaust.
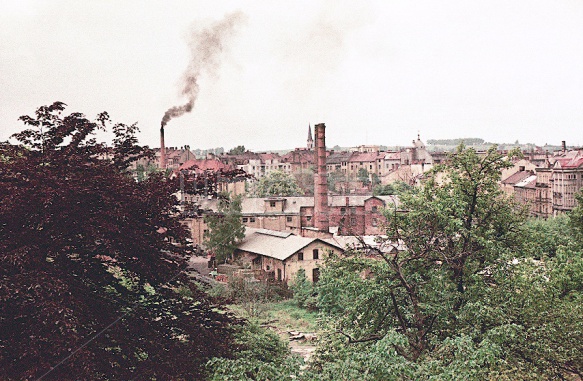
[313,123,329,232]
[160,126,166,170]
[160,12,245,128]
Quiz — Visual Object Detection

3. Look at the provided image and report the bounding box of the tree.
[327,169,346,193]
[289,268,317,310]
[204,193,246,263]
[207,323,303,381]
[253,170,303,197]
[0,103,238,380]
[293,168,315,196]
[314,145,583,378]
[357,168,371,186]
[228,145,246,155]
[373,180,413,196]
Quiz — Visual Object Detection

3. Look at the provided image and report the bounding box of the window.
[242,217,248,223]
[250,217,256,222]
[340,207,346,214]
[270,201,276,207]
[297,252,303,261]
[277,268,282,281]
[312,268,320,283]
[286,216,293,222]
[372,218,378,226]
[307,216,312,221]
[371,206,378,213]
[313,249,319,260]
[350,217,357,226]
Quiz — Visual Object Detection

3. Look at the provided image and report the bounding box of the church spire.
[307,124,314,150]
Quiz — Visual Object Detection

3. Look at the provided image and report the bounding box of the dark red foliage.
[0,103,239,380]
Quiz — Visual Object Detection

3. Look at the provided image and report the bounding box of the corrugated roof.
[237,228,343,261]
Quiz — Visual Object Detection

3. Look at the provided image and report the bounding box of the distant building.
[550,150,583,215]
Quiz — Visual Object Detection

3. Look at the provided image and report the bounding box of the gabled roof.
[501,170,533,185]
[179,159,232,172]
[237,228,343,261]
[383,152,401,160]
[348,152,382,163]
[514,175,537,189]
[554,155,583,169]
[326,151,353,164]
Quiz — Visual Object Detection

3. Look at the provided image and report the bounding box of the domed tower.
[307,124,314,150]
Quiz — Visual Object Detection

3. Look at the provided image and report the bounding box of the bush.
[289,269,318,311]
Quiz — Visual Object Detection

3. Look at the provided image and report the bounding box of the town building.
[235,228,344,283]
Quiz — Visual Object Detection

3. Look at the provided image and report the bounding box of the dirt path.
[289,341,316,361]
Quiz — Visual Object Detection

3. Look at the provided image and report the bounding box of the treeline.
[427,138,485,145]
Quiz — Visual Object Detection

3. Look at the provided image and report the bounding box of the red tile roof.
[179,159,232,172]
[348,152,382,162]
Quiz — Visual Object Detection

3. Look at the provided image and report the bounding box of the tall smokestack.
[313,123,329,232]
[160,126,166,170]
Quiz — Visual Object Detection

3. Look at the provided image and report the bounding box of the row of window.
[297,249,319,261]
[242,216,294,223]
[242,214,380,225]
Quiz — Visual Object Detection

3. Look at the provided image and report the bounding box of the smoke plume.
[161,11,245,127]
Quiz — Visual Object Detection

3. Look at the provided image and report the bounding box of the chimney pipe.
[160,126,166,170]
[313,123,329,232]
[562,140,566,152]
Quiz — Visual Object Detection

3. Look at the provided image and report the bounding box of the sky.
[1,0,582,151]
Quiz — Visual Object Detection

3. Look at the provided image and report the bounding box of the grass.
[227,299,319,334]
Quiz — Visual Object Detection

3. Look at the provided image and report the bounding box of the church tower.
[307,124,314,150]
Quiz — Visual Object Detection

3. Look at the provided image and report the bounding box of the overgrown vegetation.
[203,193,246,263]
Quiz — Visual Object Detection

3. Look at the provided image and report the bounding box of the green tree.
[253,170,303,197]
[289,268,317,310]
[357,168,371,186]
[228,145,246,155]
[327,169,346,193]
[293,168,315,195]
[373,180,414,196]
[204,193,246,263]
[313,145,583,379]
[207,323,303,381]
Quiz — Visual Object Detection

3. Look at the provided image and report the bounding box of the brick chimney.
[313,123,329,232]
[160,126,166,169]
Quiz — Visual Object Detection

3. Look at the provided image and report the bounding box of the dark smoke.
[161,11,245,127]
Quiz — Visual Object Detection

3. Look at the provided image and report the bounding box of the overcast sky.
[1,0,582,151]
